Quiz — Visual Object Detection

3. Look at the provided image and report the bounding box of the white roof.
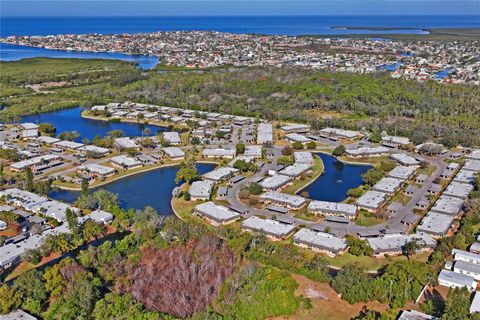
[471,291,480,314]
[463,160,480,172]
[20,123,39,130]
[294,151,314,165]
[114,137,139,149]
[162,147,185,158]
[202,148,236,158]
[443,182,474,199]
[189,180,214,199]
[0,234,44,267]
[77,145,110,155]
[54,140,84,150]
[242,216,295,237]
[355,191,388,210]
[162,131,182,144]
[438,269,476,289]
[430,195,464,215]
[293,228,347,252]
[279,163,311,177]
[110,155,142,167]
[417,212,454,236]
[390,153,420,166]
[260,174,292,190]
[467,149,480,160]
[367,233,436,253]
[202,167,238,181]
[244,145,263,157]
[10,154,61,170]
[308,200,357,217]
[194,202,240,223]
[388,166,417,180]
[382,135,411,146]
[257,123,273,144]
[453,169,477,184]
[78,163,115,175]
[398,310,438,320]
[36,136,60,144]
[259,191,306,207]
[345,146,390,157]
[285,133,310,143]
[320,127,360,139]
[372,177,404,194]
[281,124,310,132]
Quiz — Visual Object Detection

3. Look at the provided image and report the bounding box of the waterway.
[298,153,371,202]
[0,43,160,70]
[49,163,216,215]
[20,107,167,142]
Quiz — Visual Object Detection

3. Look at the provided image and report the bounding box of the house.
[0,234,44,268]
[259,191,306,210]
[259,174,292,191]
[415,174,428,184]
[189,180,214,200]
[194,202,240,226]
[202,148,236,159]
[294,151,314,166]
[404,185,420,196]
[398,310,438,320]
[471,291,480,314]
[77,145,110,157]
[0,219,7,231]
[389,153,421,166]
[257,123,273,145]
[280,124,310,133]
[345,146,390,158]
[113,137,139,150]
[386,202,404,217]
[36,136,61,145]
[307,200,357,219]
[77,163,116,179]
[415,197,430,210]
[293,228,348,257]
[452,249,480,265]
[443,182,474,200]
[88,210,114,224]
[202,167,238,182]
[279,163,311,178]
[355,191,388,213]
[242,216,296,240]
[428,183,442,195]
[232,116,251,126]
[10,154,63,173]
[381,135,411,148]
[285,133,310,143]
[244,145,263,158]
[454,169,477,184]
[372,177,404,194]
[110,155,142,170]
[0,309,38,320]
[162,147,185,160]
[463,160,480,172]
[438,269,477,292]
[366,233,435,257]
[162,132,182,145]
[319,127,361,140]
[54,140,84,151]
[454,260,480,281]
[416,212,454,237]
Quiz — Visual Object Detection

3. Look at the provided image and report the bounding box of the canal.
[298,153,371,202]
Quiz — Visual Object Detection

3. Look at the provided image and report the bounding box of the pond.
[21,107,167,142]
[298,153,371,202]
[0,43,160,70]
[49,163,216,215]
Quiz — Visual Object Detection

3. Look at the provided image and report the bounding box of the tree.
[292,141,304,150]
[281,146,293,156]
[25,167,34,192]
[379,160,397,172]
[81,220,105,241]
[348,186,365,198]
[183,191,191,201]
[143,128,152,136]
[331,264,373,304]
[402,238,421,259]
[0,284,21,314]
[306,141,316,149]
[13,270,47,315]
[249,182,263,195]
[369,130,382,143]
[0,161,4,182]
[332,145,346,156]
[39,122,56,136]
[108,129,125,139]
[175,161,199,184]
[81,178,89,197]
[93,189,119,211]
[277,155,294,166]
[236,143,246,154]
[58,131,80,141]
[66,208,79,236]
[191,136,201,145]
[125,148,138,157]
[362,168,385,186]
[138,137,156,149]
[346,236,373,256]
[441,288,471,320]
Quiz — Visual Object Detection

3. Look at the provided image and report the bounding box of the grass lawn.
[418,165,437,177]
[355,210,384,227]
[339,155,387,168]
[293,208,322,222]
[390,192,412,206]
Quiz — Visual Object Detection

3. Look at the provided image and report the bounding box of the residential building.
[438,269,477,292]
[242,216,296,240]
[259,191,307,210]
[202,167,238,182]
[110,155,142,170]
[259,174,292,191]
[162,147,185,160]
[189,180,214,200]
[293,228,348,257]
[77,163,116,179]
[355,191,388,212]
[307,200,357,219]
[193,202,240,226]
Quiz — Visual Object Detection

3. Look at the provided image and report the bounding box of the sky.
[1,0,479,17]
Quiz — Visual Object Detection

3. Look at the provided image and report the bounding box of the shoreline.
[80,111,175,129]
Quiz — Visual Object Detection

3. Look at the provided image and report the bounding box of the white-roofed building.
[0,309,38,320]
[162,132,182,145]
[443,182,474,199]
[366,233,436,257]
[416,212,454,237]
[471,291,480,314]
[293,228,348,257]
[259,191,306,210]
[0,234,44,268]
[77,145,110,156]
[113,137,139,150]
[279,163,311,178]
[77,163,116,179]
[389,153,421,166]
[10,154,63,173]
[372,177,404,194]
[345,146,390,158]
[308,200,357,219]
[454,169,477,184]
[438,269,477,292]
[452,249,480,265]
[259,174,292,191]
[463,160,480,172]
[189,180,214,200]
[388,166,417,180]
[202,167,238,182]
[54,140,84,151]
[162,147,185,160]
[319,127,361,140]
[202,148,236,159]
[280,124,310,133]
[36,136,60,145]
[285,133,311,143]
[381,135,411,148]
[398,310,438,320]
[257,123,273,145]
[454,260,480,281]
[244,145,263,158]
[430,196,464,215]
[242,216,296,240]
[193,202,240,226]
[294,151,314,166]
[110,155,142,170]
[355,191,388,213]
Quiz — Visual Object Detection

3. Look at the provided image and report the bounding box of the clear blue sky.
[1,0,479,17]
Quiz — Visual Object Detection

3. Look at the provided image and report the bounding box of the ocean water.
[1,15,479,37]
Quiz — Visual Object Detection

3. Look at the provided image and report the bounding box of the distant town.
[2,30,479,85]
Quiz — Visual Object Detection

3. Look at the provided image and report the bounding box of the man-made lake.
[298,153,371,202]
[21,107,167,141]
[0,43,160,70]
[49,163,216,215]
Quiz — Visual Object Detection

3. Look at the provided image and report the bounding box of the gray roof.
[389,153,420,166]
[259,191,306,208]
[452,249,480,264]
[367,233,435,254]
[355,191,388,210]
[372,177,403,194]
[0,309,38,320]
[257,123,273,144]
[308,200,357,217]
[453,169,477,184]
[279,163,311,178]
[463,160,480,172]
[438,269,476,288]
[345,146,390,157]
[293,228,347,253]
[294,151,314,165]
[398,310,438,320]
[417,212,454,236]
[202,167,238,181]
[443,182,474,199]
[259,174,292,190]
[242,216,295,237]
[189,180,214,199]
[162,147,185,158]
[388,166,417,180]
[454,260,480,275]
[0,234,44,267]
[430,195,464,215]
[194,202,240,223]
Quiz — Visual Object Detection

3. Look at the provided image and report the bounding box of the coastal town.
[2,31,479,84]
[1,101,480,319]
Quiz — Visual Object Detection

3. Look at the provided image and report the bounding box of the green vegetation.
[2,59,479,146]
